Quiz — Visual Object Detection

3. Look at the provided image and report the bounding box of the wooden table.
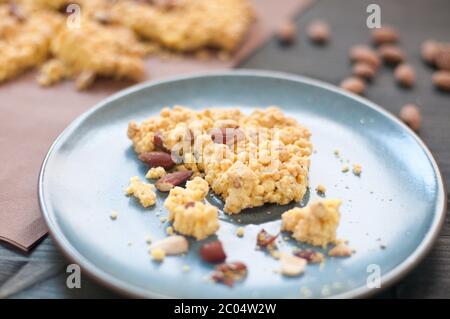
[1,0,449,298]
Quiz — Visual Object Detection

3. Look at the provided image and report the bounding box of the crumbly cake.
[281,199,341,247]
[164,177,219,239]
[125,176,157,208]
[128,106,312,214]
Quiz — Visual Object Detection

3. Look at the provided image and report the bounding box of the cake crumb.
[236,226,245,237]
[182,265,190,273]
[316,184,326,195]
[352,164,362,176]
[341,165,349,173]
[334,149,340,157]
[151,248,166,261]
[110,211,118,220]
[145,235,152,244]
[166,226,174,236]
[328,242,353,257]
[300,287,312,298]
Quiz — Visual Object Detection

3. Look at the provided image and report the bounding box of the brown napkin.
[0,0,313,251]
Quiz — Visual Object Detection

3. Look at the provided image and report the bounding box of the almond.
[352,62,376,81]
[150,235,189,255]
[155,170,193,191]
[432,70,450,91]
[294,249,324,264]
[379,45,405,65]
[256,229,278,248]
[139,151,175,169]
[435,46,450,71]
[421,40,441,65]
[340,77,366,95]
[399,104,421,131]
[153,133,167,151]
[394,64,416,87]
[307,20,330,44]
[212,262,247,286]
[349,45,380,69]
[280,253,307,276]
[200,240,227,263]
[276,20,296,45]
[371,26,399,46]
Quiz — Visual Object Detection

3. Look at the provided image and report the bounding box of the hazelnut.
[379,45,405,65]
[394,64,416,87]
[307,20,330,44]
[352,62,376,81]
[399,104,421,131]
[340,77,366,95]
[276,20,296,45]
[432,70,450,91]
[349,45,380,69]
[372,26,399,45]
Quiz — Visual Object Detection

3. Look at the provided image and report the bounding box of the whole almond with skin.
[200,240,227,263]
[379,45,405,65]
[340,77,366,95]
[435,46,450,71]
[155,170,193,191]
[139,151,175,169]
[372,26,399,46]
[210,128,245,145]
[276,20,296,45]
[349,45,380,69]
[394,64,416,87]
[307,20,330,44]
[432,71,450,91]
[153,133,166,151]
[352,62,376,81]
[421,40,441,65]
[399,104,421,131]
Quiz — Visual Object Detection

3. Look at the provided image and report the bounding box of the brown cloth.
[0,0,313,251]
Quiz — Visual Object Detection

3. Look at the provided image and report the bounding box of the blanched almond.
[150,235,189,255]
[280,253,307,276]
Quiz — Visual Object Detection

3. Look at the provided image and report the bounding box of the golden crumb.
[146,166,166,179]
[151,248,166,261]
[125,176,157,207]
[110,211,118,220]
[316,184,326,194]
[166,226,174,236]
[182,265,190,273]
[352,164,362,176]
[328,242,353,257]
[236,226,245,237]
[145,235,152,244]
[341,165,349,173]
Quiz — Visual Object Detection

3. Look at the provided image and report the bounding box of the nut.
[256,229,278,248]
[280,253,307,276]
[352,62,376,81]
[435,46,450,71]
[153,133,169,152]
[371,26,399,45]
[294,249,324,264]
[212,262,247,286]
[432,71,450,91]
[200,240,227,263]
[394,64,416,87]
[421,40,441,65]
[379,45,405,65]
[328,242,353,257]
[349,45,380,69]
[75,71,96,91]
[340,77,366,95]
[149,235,189,255]
[399,104,421,131]
[139,151,176,169]
[307,20,330,44]
[276,20,297,45]
[155,170,193,191]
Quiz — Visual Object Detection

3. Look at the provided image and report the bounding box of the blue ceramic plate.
[39,71,446,298]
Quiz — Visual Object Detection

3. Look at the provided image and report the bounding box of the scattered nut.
[349,45,381,69]
[340,77,366,95]
[256,229,278,249]
[328,242,353,257]
[421,40,441,65]
[432,70,450,91]
[371,26,399,45]
[155,170,193,192]
[352,62,376,81]
[294,249,324,264]
[200,240,227,263]
[394,63,416,87]
[276,20,297,45]
[149,235,189,255]
[212,262,247,286]
[399,104,421,131]
[139,151,176,169]
[280,253,307,276]
[435,46,450,71]
[307,20,330,44]
[379,45,405,65]
[75,71,96,91]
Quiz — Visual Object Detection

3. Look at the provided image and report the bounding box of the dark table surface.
[1,0,449,298]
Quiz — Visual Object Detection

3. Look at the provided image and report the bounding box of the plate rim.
[38,69,447,299]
